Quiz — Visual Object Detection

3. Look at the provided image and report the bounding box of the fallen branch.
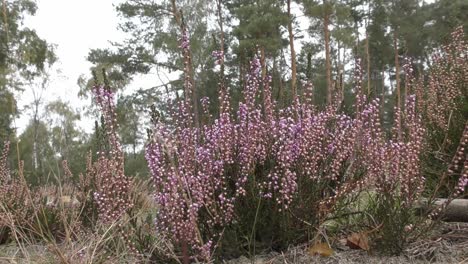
[418,198,468,222]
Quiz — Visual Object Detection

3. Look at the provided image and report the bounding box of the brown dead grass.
[224,222,468,264]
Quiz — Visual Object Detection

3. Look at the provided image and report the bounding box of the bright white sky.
[15,0,308,135]
[17,0,131,134]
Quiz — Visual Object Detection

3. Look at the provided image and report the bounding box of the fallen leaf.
[308,242,334,257]
[346,232,370,251]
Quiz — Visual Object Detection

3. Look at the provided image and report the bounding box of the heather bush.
[0,144,84,248]
[365,95,426,254]
[364,27,466,254]
[142,29,410,262]
[141,25,468,262]
[415,26,468,198]
[426,123,468,221]
[0,142,34,244]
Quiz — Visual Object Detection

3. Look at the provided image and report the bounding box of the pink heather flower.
[92,84,132,223]
[179,29,190,50]
[212,50,224,65]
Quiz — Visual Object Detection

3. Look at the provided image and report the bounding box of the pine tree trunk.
[394,30,401,111]
[260,46,267,80]
[274,56,282,103]
[365,1,371,97]
[287,0,297,101]
[260,46,266,106]
[216,0,226,113]
[323,0,332,105]
[337,41,344,101]
[216,0,225,81]
[381,70,385,108]
[394,29,401,139]
[366,24,371,97]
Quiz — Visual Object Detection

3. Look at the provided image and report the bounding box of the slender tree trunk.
[216,0,225,81]
[287,0,297,101]
[31,89,41,171]
[239,59,245,90]
[33,117,38,171]
[259,46,267,107]
[340,44,345,101]
[274,56,282,103]
[394,30,401,111]
[279,76,285,105]
[381,70,385,108]
[365,1,371,97]
[32,125,38,170]
[323,0,332,104]
[336,42,344,101]
[216,0,227,113]
[393,29,401,139]
[260,46,267,80]
[404,54,409,100]
[366,22,371,97]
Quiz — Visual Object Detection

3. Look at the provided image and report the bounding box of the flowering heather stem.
[0,141,10,182]
[429,123,468,220]
[92,83,132,224]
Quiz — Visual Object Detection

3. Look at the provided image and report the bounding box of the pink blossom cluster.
[0,142,30,226]
[428,123,468,220]
[212,50,224,65]
[92,84,133,224]
[419,26,467,131]
[144,50,430,259]
[0,141,10,182]
[145,94,237,259]
[449,123,468,196]
[368,95,426,206]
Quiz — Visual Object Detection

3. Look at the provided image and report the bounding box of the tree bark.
[260,46,267,80]
[216,0,225,81]
[260,46,267,107]
[216,0,227,113]
[366,23,371,97]
[381,70,385,108]
[394,30,401,111]
[274,56,282,103]
[418,199,468,222]
[365,1,371,97]
[393,29,402,139]
[323,0,332,105]
[287,0,297,101]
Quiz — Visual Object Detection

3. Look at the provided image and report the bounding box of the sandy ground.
[0,222,467,263]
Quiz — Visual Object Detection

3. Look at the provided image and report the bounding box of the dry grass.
[224,222,468,264]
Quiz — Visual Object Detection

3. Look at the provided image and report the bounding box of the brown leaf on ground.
[308,242,334,257]
[346,232,370,251]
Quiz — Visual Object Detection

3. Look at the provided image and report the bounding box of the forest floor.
[225,222,468,264]
[0,222,466,263]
